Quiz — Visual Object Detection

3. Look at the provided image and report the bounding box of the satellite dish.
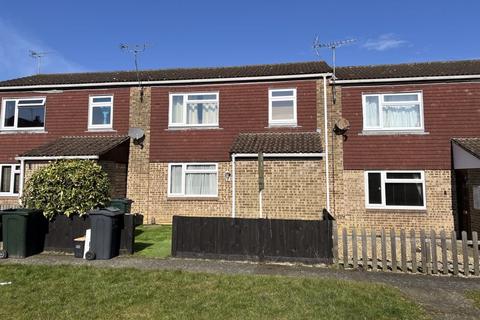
[128,127,145,149]
[333,118,350,136]
[128,127,145,140]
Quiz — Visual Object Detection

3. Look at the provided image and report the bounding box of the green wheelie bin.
[109,198,133,213]
[0,208,46,258]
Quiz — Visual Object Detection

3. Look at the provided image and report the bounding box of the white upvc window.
[268,88,297,126]
[168,163,218,197]
[0,164,21,196]
[365,170,426,210]
[1,97,46,131]
[88,95,113,130]
[362,92,424,131]
[169,93,219,127]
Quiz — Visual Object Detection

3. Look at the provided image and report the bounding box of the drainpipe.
[323,75,331,213]
[19,159,25,203]
[231,153,236,218]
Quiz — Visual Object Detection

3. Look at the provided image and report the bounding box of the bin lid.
[88,207,124,217]
[0,208,42,216]
[110,198,134,204]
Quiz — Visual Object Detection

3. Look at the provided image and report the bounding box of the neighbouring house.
[0,59,479,236]
[335,59,480,235]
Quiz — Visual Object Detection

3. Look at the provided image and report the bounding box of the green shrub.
[22,160,111,219]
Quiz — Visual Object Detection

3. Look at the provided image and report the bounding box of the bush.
[22,160,111,220]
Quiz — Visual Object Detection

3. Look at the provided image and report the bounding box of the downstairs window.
[168,163,218,197]
[0,164,21,195]
[365,171,426,209]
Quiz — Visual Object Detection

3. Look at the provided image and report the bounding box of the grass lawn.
[465,290,480,308]
[134,225,172,258]
[0,264,427,320]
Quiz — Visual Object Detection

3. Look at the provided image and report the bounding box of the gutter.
[15,155,99,161]
[334,74,480,84]
[0,73,333,91]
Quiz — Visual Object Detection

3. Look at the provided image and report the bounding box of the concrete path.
[1,254,480,319]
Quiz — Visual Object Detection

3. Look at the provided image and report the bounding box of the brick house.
[0,59,479,235]
[335,60,480,234]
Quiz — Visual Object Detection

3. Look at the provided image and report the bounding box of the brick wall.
[339,169,455,232]
[99,161,128,198]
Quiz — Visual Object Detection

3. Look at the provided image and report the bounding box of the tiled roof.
[230,132,322,154]
[336,59,480,80]
[20,136,129,157]
[452,138,480,159]
[0,61,332,87]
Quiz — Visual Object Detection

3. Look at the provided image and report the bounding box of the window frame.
[364,170,426,210]
[362,92,424,132]
[88,95,114,130]
[168,92,219,128]
[167,163,218,197]
[1,97,46,131]
[0,164,21,196]
[268,88,297,126]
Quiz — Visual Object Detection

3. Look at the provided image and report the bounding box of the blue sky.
[0,0,479,80]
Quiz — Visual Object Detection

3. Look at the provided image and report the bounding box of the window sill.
[166,127,222,131]
[359,130,429,136]
[86,128,116,133]
[0,194,19,198]
[366,208,427,214]
[0,130,47,134]
[267,124,300,128]
[167,196,218,201]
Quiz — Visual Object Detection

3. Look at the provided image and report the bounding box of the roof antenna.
[29,50,52,75]
[120,43,149,101]
[313,37,355,104]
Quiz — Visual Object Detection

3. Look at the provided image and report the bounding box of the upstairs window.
[365,171,426,210]
[362,92,423,131]
[269,88,297,126]
[169,93,219,127]
[168,163,218,197]
[0,164,21,195]
[89,95,113,130]
[1,98,46,130]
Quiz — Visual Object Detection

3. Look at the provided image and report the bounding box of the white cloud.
[362,34,409,51]
[0,19,84,80]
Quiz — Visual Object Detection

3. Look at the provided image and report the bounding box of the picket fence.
[333,223,480,276]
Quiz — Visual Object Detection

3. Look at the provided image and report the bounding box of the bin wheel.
[85,251,96,261]
[0,250,7,259]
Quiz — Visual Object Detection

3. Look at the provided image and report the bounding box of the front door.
[456,170,472,237]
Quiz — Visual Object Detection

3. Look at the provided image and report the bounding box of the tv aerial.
[29,50,52,74]
[120,43,149,101]
[313,37,355,104]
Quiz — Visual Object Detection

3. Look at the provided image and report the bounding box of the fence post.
[361,228,368,270]
[472,231,479,277]
[332,222,339,267]
[400,229,407,272]
[426,239,431,275]
[430,230,438,274]
[451,231,459,276]
[390,228,397,272]
[462,231,469,277]
[342,228,348,269]
[371,229,377,271]
[410,229,417,273]
[352,228,358,269]
[381,228,388,272]
[420,229,427,274]
[441,230,448,275]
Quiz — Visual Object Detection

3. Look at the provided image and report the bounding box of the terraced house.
[0,59,479,235]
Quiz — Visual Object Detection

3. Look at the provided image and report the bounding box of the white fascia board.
[0,73,333,91]
[233,153,324,158]
[334,74,480,84]
[15,155,99,161]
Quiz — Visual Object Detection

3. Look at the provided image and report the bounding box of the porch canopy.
[230,132,323,157]
[16,135,130,162]
[452,138,480,169]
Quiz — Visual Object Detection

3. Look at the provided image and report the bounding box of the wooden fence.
[333,223,480,276]
[172,216,334,264]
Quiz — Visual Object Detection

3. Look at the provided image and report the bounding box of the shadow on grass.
[134,229,144,237]
[134,242,153,252]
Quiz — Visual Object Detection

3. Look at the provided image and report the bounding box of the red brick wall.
[149,80,319,162]
[341,81,480,170]
[0,88,130,162]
